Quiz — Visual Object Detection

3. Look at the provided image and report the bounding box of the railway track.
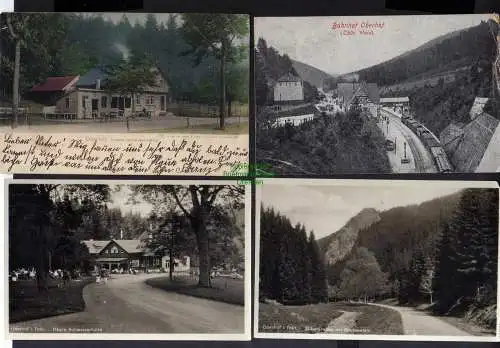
[382,110,437,173]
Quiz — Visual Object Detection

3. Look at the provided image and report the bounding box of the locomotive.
[402,116,452,173]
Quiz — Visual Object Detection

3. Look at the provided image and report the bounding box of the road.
[0,114,246,133]
[10,274,245,334]
[370,303,470,336]
[379,109,437,173]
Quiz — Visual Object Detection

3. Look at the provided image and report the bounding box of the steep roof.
[82,240,109,254]
[82,238,147,255]
[380,97,409,103]
[337,83,357,104]
[477,120,500,172]
[469,97,489,120]
[30,76,79,92]
[76,67,109,88]
[277,72,301,83]
[337,82,380,105]
[112,239,148,254]
[440,122,465,147]
[448,112,499,172]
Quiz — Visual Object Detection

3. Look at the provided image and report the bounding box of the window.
[111,97,119,109]
[82,96,88,108]
[135,95,141,105]
[101,96,107,108]
[125,97,131,108]
[111,246,118,254]
[65,98,70,109]
[146,96,154,105]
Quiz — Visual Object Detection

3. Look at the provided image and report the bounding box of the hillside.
[255,38,319,106]
[323,191,462,286]
[318,208,381,265]
[291,59,334,88]
[256,108,391,175]
[362,20,496,134]
[354,20,495,87]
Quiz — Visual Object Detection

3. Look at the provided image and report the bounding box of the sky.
[254,14,491,75]
[107,185,153,217]
[80,13,176,26]
[261,183,468,239]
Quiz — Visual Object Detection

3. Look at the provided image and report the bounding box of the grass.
[140,122,249,134]
[168,103,249,118]
[258,302,343,333]
[354,304,404,335]
[258,301,404,334]
[146,276,244,306]
[9,277,93,323]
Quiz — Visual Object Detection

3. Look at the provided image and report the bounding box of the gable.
[99,240,129,256]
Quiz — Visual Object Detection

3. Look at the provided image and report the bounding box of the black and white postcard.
[255,14,500,174]
[6,180,251,340]
[255,179,499,341]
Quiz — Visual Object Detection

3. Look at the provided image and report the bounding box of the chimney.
[120,229,123,240]
[96,78,101,90]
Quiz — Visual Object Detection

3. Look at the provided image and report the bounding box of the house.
[469,97,489,120]
[29,65,170,119]
[273,72,304,103]
[26,76,80,106]
[339,82,380,114]
[81,231,190,273]
[337,82,380,117]
[440,112,500,173]
[380,96,410,116]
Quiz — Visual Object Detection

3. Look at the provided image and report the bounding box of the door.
[91,99,99,118]
[82,96,91,118]
[160,95,165,111]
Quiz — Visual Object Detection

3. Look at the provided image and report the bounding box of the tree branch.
[6,15,18,40]
[169,187,191,217]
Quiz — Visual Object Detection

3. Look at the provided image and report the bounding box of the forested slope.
[0,13,248,104]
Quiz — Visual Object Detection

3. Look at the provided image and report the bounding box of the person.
[100,268,108,284]
[63,270,71,287]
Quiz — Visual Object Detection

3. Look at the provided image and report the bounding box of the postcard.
[6,179,251,340]
[255,14,500,174]
[0,12,249,175]
[254,178,499,341]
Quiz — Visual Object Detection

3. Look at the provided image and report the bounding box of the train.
[401,115,453,173]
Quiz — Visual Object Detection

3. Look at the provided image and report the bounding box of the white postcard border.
[254,178,500,342]
[5,178,252,341]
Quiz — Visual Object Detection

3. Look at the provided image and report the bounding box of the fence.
[168,102,248,119]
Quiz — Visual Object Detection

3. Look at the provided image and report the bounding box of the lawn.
[258,301,404,334]
[9,277,94,323]
[146,276,245,306]
[141,122,248,134]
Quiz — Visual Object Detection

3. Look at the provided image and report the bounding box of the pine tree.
[434,220,459,313]
[308,231,328,303]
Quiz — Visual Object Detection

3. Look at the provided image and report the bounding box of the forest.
[259,206,328,305]
[0,13,249,111]
[9,184,245,291]
[325,188,498,329]
[354,20,496,88]
[255,38,318,107]
[256,107,391,175]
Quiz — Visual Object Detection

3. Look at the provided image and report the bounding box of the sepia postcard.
[255,14,500,174]
[0,12,249,175]
[6,179,251,340]
[254,179,500,341]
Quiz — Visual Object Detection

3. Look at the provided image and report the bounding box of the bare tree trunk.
[169,233,174,281]
[12,39,20,128]
[219,42,226,130]
[193,214,211,287]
